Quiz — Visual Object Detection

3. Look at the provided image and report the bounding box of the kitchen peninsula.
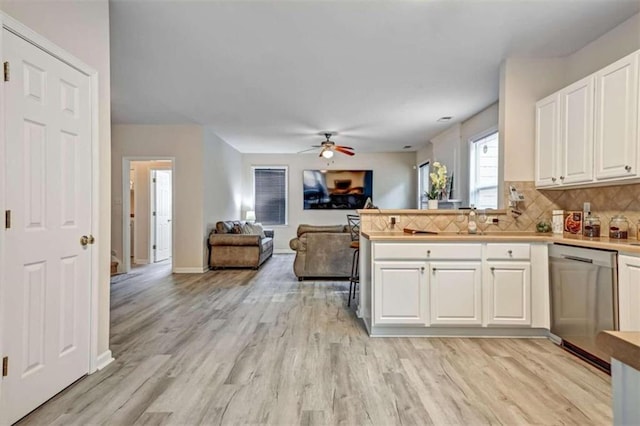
[356,209,640,338]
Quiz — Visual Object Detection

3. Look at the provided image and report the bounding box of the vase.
[428,199,439,210]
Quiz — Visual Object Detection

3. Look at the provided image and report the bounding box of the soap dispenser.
[468,207,477,234]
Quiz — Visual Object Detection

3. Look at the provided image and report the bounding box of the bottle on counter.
[552,210,564,234]
[468,207,477,234]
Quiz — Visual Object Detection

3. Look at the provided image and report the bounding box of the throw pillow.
[241,222,266,238]
[231,223,243,234]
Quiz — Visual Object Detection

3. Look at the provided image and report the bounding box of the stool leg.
[348,248,359,306]
[353,249,359,300]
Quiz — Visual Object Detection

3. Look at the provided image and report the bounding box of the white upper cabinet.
[594,52,639,180]
[559,76,595,185]
[535,49,640,189]
[535,93,560,187]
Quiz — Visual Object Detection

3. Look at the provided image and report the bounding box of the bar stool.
[346,214,360,306]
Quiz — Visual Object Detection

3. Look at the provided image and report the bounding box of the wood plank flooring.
[19,254,612,425]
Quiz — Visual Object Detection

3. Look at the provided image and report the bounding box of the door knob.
[88,235,95,244]
[551,177,557,182]
[80,235,89,247]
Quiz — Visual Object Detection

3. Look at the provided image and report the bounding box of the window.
[469,131,499,209]
[418,161,430,209]
[253,167,288,226]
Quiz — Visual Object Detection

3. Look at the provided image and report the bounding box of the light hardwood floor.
[19,254,612,425]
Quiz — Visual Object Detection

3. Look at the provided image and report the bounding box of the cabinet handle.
[551,177,557,183]
[560,176,565,180]
[420,266,425,273]
[490,267,495,272]
[508,250,513,256]
[625,165,632,172]
[432,267,436,273]
[427,250,431,257]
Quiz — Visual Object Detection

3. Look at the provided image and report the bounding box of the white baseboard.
[96,350,114,370]
[274,249,294,255]
[133,258,149,265]
[173,267,207,273]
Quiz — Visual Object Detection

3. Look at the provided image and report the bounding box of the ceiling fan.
[299,133,355,158]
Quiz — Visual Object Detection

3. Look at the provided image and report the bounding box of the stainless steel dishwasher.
[549,244,618,371]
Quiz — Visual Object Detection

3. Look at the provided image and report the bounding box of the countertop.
[596,331,640,371]
[361,231,640,254]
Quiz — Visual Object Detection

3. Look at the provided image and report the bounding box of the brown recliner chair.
[208,221,274,269]
[289,224,353,280]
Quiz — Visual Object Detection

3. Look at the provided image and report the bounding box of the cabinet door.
[618,255,640,331]
[373,261,428,326]
[594,52,639,180]
[485,262,532,326]
[559,76,595,185]
[535,94,560,187]
[430,262,482,325]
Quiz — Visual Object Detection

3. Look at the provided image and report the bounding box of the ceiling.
[110,0,640,154]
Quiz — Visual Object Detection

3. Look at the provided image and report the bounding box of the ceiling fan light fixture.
[321,149,334,159]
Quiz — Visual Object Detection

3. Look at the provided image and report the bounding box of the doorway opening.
[122,158,175,273]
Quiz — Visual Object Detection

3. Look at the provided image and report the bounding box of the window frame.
[417,160,430,209]
[252,166,289,227]
[469,127,499,210]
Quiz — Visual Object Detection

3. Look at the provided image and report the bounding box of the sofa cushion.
[216,220,245,234]
[261,237,273,253]
[296,224,347,237]
[241,222,266,238]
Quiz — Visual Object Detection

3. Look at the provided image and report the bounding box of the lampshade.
[245,210,256,222]
[322,149,334,159]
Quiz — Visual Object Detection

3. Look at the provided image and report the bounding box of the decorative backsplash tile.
[361,180,640,238]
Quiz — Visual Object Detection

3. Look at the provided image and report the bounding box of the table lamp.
[245,210,256,223]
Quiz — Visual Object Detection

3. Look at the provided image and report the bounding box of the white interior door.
[153,169,172,262]
[1,29,92,424]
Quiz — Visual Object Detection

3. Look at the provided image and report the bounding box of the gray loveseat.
[289,224,354,280]
[208,221,274,269]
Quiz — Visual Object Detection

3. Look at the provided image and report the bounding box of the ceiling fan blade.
[297,147,318,154]
[335,146,355,156]
[336,145,354,150]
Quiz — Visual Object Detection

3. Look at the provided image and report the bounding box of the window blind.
[254,168,287,225]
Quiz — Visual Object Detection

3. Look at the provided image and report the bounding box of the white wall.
[131,161,172,264]
[241,152,416,251]
[112,125,205,272]
[567,13,640,83]
[0,0,112,356]
[203,128,243,266]
[500,12,640,182]
[460,102,499,205]
[500,57,567,181]
[430,124,461,201]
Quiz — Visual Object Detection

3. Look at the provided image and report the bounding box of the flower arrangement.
[426,162,448,200]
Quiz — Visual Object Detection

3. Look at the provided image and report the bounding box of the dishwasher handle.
[562,255,594,264]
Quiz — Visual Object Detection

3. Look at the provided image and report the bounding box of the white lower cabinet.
[429,262,482,326]
[485,262,532,326]
[618,254,640,331]
[373,261,428,325]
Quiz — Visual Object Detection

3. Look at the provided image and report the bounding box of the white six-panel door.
[1,29,92,424]
[153,169,172,262]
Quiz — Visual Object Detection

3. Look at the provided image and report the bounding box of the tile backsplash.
[360,180,640,238]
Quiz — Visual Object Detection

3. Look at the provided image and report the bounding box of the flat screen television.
[303,170,373,210]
